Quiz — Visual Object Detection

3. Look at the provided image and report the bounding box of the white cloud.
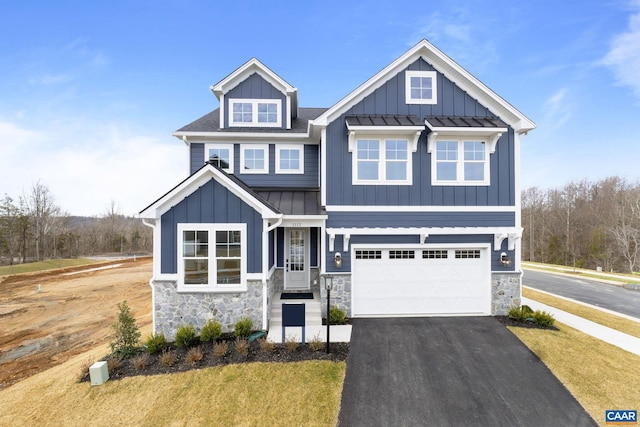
[602,3,640,99]
[543,88,573,129]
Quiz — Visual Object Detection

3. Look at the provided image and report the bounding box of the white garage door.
[352,247,491,316]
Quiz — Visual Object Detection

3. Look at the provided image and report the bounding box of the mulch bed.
[495,315,559,331]
[81,335,349,383]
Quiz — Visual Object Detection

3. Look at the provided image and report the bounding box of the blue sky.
[1,0,639,216]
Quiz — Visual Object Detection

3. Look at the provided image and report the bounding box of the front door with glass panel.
[284,228,309,289]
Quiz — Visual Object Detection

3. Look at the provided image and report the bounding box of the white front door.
[284,228,309,289]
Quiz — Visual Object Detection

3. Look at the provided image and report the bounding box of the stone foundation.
[153,280,264,340]
[320,274,352,318]
[491,272,522,315]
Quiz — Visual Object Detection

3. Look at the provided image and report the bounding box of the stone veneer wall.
[491,272,521,315]
[320,274,352,318]
[153,280,264,340]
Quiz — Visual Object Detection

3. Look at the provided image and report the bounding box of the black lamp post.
[325,276,333,354]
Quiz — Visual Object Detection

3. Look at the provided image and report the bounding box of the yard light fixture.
[500,252,512,267]
[334,252,342,268]
[325,276,333,354]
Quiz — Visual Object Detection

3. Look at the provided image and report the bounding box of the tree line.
[0,181,152,265]
[522,176,640,273]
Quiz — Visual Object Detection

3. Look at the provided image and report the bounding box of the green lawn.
[0,258,97,277]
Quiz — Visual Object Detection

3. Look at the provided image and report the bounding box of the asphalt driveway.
[337,317,596,427]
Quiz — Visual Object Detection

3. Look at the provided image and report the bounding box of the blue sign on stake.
[282,303,305,344]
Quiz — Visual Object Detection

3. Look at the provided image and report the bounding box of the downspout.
[262,215,283,331]
[142,218,157,334]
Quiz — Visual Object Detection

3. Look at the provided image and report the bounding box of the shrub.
[213,341,229,358]
[200,319,222,343]
[109,300,141,358]
[235,339,250,355]
[532,310,555,327]
[308,333,325,352]
[258,337,275,353]
[130,353,149,370]
[234,317,253,339]
[285,335,299,352]
[175,324,198,348]
[186,347,204,367]
[508,305,534,322]
[77,357,94,382]
[159,349,178,367]
[107,356,123,372]
[329,306,347,324]
[144,333,168,355]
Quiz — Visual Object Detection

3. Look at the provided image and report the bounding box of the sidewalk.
[522,297,640,356]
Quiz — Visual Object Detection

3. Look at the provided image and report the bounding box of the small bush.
[110,300,141,358]
[532,310,555,327]
[130,353,149,371]
[329,306,347,324]
[308,333,325,352]
[77,358,94,382]
[235,339,250,355]
[213,341,229,358]
[200,319,223,343]
[158,349,178,367]
[107,356,123,372]
[144,333,168,355]
[234,317,253,339]
[186,347,204,367]
[175,324,198,348]
[508,305,534,322]
[258,337,275,353]
[285,335,299,352]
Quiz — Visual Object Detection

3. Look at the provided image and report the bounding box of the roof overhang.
[346,115,424,152]
[210,58,297,99]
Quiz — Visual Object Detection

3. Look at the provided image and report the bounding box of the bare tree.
[25,181,59,261]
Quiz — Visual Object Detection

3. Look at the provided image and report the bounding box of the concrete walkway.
[522,296,640,356]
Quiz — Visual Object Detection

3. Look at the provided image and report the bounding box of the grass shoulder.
[0,258,98,277]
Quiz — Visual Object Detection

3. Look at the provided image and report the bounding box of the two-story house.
[140,39,535,338]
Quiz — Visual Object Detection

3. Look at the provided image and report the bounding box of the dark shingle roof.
[175,107,328,134]
[425,116,507,128]
[345,115,423,127]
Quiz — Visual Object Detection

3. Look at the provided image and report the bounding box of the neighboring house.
[140,39,535,337]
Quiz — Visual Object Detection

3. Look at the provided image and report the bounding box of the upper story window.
[205,143,234,174]
[405,71,437,104]
[240,144,269,174]
[178,223,246,292]
[229,99,282,127]
[276,144,304,174]
[433,139,489,185]
[353,138,411,185]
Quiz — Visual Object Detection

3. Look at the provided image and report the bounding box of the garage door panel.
[353,247,490,316]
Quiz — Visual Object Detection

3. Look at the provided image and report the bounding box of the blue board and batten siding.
[190,143,319,188]
[325,58,515,207]
[160,178,263,274]
[224,73,287,128]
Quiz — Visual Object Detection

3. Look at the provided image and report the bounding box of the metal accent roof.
[425,116,507,129]
[255,188,324,216]
[345,115,423,127]
[175,107,327,134]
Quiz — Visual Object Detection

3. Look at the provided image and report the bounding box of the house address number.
[291,222,302,227]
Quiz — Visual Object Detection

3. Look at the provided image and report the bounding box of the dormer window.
[405,71,437,104]
[229,99,281,127]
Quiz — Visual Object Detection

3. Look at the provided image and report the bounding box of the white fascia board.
[172,131,315,142]
[211,58,297,98]
[325,205,516,212]
[311,39,535,133]
[140,164,279,219]
[281,216,327,228]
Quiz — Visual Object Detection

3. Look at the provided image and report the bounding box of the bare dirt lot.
[0,258,152,390]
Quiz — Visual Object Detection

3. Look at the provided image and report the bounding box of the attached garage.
[351,246,491,317]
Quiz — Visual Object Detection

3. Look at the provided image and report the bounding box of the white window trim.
[429,136,490,186]
[240,144,269,174]
[204,143,234,174]
[177,223,247,293]
[405,70,437,105]
[275,144,304,174]
[348,132,420,185]
[229,98,282,128]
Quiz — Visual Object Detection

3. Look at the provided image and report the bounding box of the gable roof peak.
[210,57,297,100]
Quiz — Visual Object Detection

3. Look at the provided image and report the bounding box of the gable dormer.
[210,58,298,130]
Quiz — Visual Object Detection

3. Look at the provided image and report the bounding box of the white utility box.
[89,361,109,386]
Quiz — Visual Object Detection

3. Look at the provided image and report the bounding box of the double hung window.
[433,139,489,185]
[229,99,281,127]
[240,144,268,174]
[178,224,246,292]
[276,145,304,174]
[353,138,411,184]
[205,143,234,173]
